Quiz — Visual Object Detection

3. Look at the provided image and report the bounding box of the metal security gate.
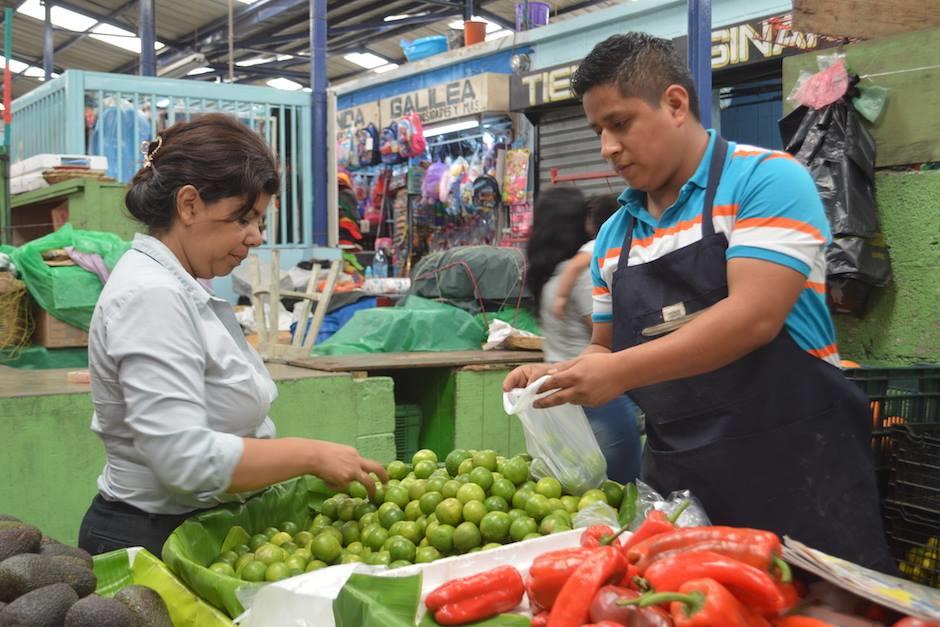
[536,105,622,198]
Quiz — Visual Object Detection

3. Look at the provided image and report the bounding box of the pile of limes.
[208,448,627,581]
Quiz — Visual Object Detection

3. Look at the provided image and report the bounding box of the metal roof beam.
[329,12,458,36]
[207,63,308,80]
[53,0,137,56]
[474,7,513,29]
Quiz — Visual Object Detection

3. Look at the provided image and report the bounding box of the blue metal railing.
[11,70,314,247]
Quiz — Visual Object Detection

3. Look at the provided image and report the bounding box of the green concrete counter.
[0,364,396,545]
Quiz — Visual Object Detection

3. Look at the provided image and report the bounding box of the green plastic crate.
[395,404,423,462]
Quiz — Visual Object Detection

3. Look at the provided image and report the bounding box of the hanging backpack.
[356,123,381,166]
[380,122,404,164]
[398,112,427,159]
[337,128,357,169]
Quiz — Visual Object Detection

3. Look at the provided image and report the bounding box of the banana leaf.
[162,476,332,618]
[333,573,422,627]
[93,547,233,627]
[419,611,533,626]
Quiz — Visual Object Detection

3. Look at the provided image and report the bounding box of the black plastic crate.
[882,501,940,589]
[886,425,940,516]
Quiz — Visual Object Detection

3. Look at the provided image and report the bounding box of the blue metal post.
[687,0,712,127]
[43,2,54,80]
[310,0,327,245]
[139,0,156,76]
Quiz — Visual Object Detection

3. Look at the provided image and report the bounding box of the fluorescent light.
[186,67,214,76]
[343,52,388,70]
[486,29,513,41]
[385,13,428,22]
[0,56,29,73]
[17,0,164,54]
[236,56,272,67]
[448,16,502,33]
[266,77,303,91]
[23,66,45,78]
[90,23,165,54]
[423,118,480,138]
[373,63,399,74]
[156,98,170,108]
[302,87,312,93]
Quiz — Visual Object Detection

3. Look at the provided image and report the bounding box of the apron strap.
[618,135,730,271]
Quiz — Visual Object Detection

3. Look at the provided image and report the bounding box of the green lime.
[415,546,441,564]
[445,449,472,476]
[288,568,304,577]
[482,543,503,551]
[412,449,439,466]
[490,478,516,502]
[428,524,455,554]
[311,534,342,563]
[442,480,462,499]
[263,527,281,539]
[396,521,423,545]
[509,516,539,541]
[292,547,312,561]
[360,511,379,528]
[539,513,572,535]
[561,496,580,514]
[458,458,475,475]
[265,562,290,582]
[293,531,314,547]
[316,526,343,546]
[525,494,552,521]
[472,450,498,471]
[504,457,530,485]
[386,536,417,563]
[419,491,445,516]
[404,500,423,521]
[354,500,377,520]
[234,553,254,573]
[386,460,410,480]
[209,562,235,577]
[338,498,360,522]
[469,467,494,491]
[234,544,251,557]
[407,479,428,501]
[389,559,412,569]
[578,489,608,511]
[507,508,528,522]
[371,483,385,505]
[240,560,267,582]
[456,483,486,505]
[348,481,369,500]
[601,481,624,508]
[496,456,509,475]
[426,477,447,494]
[319,498,339,519]
[249,533,269,551]
[547,498,566,514]
[384,485,410,509]
[480,511,511,543]
[216,550,239,565]
[309,514,332,532]
[285,555,308,571]
[484,496,509,513]
[366,551,391,566]
[363,526,389,551]
[435,498,463,526]
[280,521,300,536]
[453,521,483,553]
[345,541,364,555]
[523,532,542,541]
[254,543,287,565]
[305,559,328,572]
[340,553,363,564]
[462,500,487,525]
[511,490,532,510]
[340,521,360,545]
[281,541,299,554]
[414,460,436,480]
[269,531,292,546]
[377,502,405,529]
[455,474,470,485]
[535,477,562,500]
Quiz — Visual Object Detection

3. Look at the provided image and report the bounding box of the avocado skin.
[37,545,93,570]
[115,585,173,627]
[0,526,41,563]
[0,554,96,602]
[64,594,138,627]
[0,582,79,626]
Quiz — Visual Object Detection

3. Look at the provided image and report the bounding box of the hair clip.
[142,135,163,168]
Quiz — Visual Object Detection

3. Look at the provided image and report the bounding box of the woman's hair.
[526,187,589,314]
[586,193,622,238]
[126,113,279,231]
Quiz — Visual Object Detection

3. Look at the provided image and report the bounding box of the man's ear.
[175,185,201,226]
[662,84,693,125]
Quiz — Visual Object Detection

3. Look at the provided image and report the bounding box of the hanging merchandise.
[355,123,381,166]
[503,148,531,205]
[422,161,448,206]
[397,112,427,159]
[780,71,892,317]
[380,121,405,164]
[337,128,358,169]
[471,175,501,213]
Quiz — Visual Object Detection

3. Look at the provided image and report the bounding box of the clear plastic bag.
[632,480,710,530]
[503,375,607,496]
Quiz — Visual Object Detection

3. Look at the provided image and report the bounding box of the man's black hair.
[571,32,700,121]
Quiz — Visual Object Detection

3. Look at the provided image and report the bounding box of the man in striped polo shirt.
[504,32,893,572]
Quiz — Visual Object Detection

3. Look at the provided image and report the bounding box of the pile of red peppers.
[424,507,940,626]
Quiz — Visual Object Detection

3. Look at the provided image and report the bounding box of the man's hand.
[533,353,629,409]
[502,362,561,392]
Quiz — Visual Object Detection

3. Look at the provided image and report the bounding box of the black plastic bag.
[779,92,892,316]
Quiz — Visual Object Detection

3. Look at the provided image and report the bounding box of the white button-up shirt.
[89,234,277,514]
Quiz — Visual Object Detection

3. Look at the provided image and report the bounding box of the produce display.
[207,448,635,581]
[0,514,172,626]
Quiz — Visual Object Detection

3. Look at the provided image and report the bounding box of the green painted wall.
[11,178,137,241]
[782,27,940,167]
[0,375,395,546]
[834,171,940,364]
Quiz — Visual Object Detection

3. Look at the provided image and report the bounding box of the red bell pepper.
[531,611,550,627]
[589,585,674,627]
[618,563,642,590]
[583,622,630,627]
[527,547,597,612]
[582,525,620,548]
[547,546,628,627]
[621,501,691,553]
[623,578,758,627]
[892,619,940,627]
[642,551,788,617]
[772,618,835,627]
[425,565,523,622]
[629,527,790,583]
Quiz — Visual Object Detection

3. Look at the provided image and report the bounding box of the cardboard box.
[32,308,89,349]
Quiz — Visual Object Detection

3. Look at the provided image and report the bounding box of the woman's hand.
[308,441,389,498]
[502,361,566,393]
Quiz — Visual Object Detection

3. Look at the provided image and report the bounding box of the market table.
[286,350,546,459]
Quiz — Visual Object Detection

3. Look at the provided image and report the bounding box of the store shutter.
[536,105,623,198]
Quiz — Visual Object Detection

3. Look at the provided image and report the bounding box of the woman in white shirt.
[78,114,386,557]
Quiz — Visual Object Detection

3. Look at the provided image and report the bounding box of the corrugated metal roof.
[2,0,617,99]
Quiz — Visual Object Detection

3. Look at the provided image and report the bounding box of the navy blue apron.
[610,138,894,572]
